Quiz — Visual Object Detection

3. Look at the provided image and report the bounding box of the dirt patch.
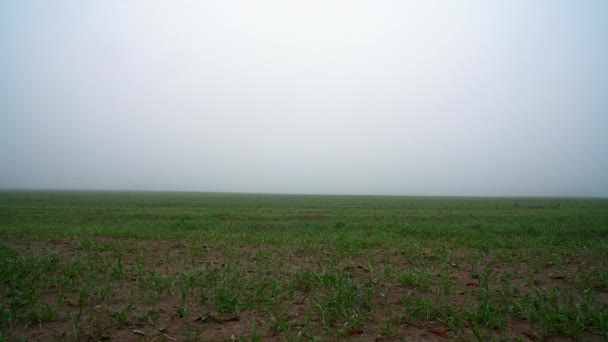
[212,214,328,222]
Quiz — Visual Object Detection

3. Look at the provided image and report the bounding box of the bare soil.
[5,238,607,341]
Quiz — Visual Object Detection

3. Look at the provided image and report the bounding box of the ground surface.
[0,191,607,341]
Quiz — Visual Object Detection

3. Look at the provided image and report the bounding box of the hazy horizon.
[3,187,608,199]
[1,1,607,197]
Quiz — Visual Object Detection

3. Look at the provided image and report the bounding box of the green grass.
[1,190,607,341]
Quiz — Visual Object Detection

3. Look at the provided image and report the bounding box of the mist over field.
[1,1,607,196]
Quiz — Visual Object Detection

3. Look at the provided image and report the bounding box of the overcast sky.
[1,1,607,196]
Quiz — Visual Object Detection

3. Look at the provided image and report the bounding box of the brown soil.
[4,238,607,342]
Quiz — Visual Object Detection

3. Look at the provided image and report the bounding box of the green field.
[1,191,607,341]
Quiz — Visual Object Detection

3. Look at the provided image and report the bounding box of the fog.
[1,1,607,196]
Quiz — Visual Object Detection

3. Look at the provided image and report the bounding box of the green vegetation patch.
[1,191,607,341]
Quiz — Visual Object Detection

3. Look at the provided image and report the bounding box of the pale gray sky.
[1,1,607,196]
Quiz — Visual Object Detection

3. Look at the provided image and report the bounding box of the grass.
[0,190,607,341]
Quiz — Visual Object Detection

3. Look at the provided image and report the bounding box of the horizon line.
[1,187,607,199]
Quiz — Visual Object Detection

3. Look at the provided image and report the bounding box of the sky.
[1,1,607,196]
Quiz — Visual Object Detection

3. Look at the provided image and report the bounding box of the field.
[1,191,607,341]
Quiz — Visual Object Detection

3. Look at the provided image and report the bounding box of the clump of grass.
[398,268,432,291]
[213,267,250,315]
